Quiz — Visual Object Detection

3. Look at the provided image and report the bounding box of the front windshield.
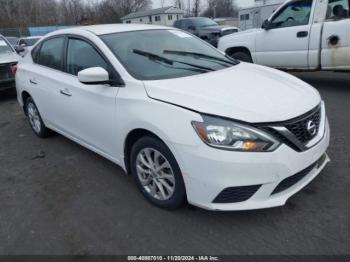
[101,30,236,80]
[193,18,219,28]
[0,37,13,54]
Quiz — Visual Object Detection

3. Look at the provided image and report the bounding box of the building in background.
[121,6,185,26]
[239,0,285,30]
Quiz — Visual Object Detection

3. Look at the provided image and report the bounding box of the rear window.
[0,37,13,54]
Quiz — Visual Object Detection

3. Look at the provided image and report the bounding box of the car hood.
[199,26,226,32]
[143,63,321,123]
[0,51,19,64]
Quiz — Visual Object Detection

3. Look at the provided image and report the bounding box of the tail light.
[11,64,18,77]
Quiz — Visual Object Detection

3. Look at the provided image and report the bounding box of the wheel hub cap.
[136,148,175,201]
[27,103,41,134]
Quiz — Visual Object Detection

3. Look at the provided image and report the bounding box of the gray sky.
[152,0,255,9]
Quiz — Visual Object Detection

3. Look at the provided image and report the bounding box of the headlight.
[192,115,280,152]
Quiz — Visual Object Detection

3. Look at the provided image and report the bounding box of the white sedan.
[15,24,330,211]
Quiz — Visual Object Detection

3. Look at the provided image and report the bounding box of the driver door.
[255,0,314,69]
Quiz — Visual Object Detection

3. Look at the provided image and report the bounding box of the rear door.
[321,0,350,70]
[27,36,67,127]
[255,0,314,69]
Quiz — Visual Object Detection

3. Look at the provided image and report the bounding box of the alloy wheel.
[136,148,176,201]
[27,102,42,134]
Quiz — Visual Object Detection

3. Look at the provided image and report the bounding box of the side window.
[270,0,313,29]
[31,43,41,63]
[176,20,183,29]
[66,38,109,76]
[184,21,193,29]
[326,0,350,20]
[37,37,65,70]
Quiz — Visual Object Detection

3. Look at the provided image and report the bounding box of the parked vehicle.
[174,17,239,47]
[6,36,19,47]
[0,35,19,91]
[16,24,330,211]
[15,36,43,55]
[219,0,350,71]
[17,36,43,47]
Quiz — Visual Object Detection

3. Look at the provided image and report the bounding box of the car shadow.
[0,89,17,102]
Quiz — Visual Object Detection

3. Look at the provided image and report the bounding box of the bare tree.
[202,0,238,18]
[192,0,201,17]
[0,0,151,29]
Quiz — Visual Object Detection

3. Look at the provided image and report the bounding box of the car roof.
[47,24,172,37]
[178,17,213,21]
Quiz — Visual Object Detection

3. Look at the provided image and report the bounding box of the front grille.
[257,105,323,152]
[211,32,221,38]
[272,154,327,195]
[262,127,301,152]
[285,107,321,144]
[213,185,261,204]
[0,64,13,80]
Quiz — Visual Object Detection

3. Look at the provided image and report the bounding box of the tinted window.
[67,38,108,76]
[174,20,181,28]
[191,18,218,28]
[37,37,65,70]
[31,43,41,63]
[326,0,350,19]
[271,0,312,28]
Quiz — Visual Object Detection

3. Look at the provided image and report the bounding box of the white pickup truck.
[218,0,350,71]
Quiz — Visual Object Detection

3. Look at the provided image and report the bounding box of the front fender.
[218,30,259,58]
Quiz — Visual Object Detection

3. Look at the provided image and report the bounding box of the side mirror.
[262,20,272,30]
[15,45,25,54]
[78,67,110,85]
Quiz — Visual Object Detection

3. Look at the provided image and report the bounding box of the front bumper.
[171,118,330,211]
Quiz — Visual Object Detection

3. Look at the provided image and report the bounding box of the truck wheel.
[231,52,253,63]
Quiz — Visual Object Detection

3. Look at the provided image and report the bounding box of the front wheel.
[130,136,187,209]
[230,51,253,63]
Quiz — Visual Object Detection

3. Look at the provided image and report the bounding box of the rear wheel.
[230,51,253,63]
[130,136,186,209]
[25,97,51,138]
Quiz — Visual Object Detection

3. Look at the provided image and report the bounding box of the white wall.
[123,13,184,26]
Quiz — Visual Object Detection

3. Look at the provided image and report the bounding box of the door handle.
[297,31,308,38]
[29,79,38,85]
[60,89,72,97]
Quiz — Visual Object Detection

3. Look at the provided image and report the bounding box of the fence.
[0,25,76,37]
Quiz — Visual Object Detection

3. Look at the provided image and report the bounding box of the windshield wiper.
[163,50,238,66]
[133,49,215,72]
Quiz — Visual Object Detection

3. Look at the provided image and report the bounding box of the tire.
[130,136,187,209]
[231,51,253,63]
[25,97,51,138]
